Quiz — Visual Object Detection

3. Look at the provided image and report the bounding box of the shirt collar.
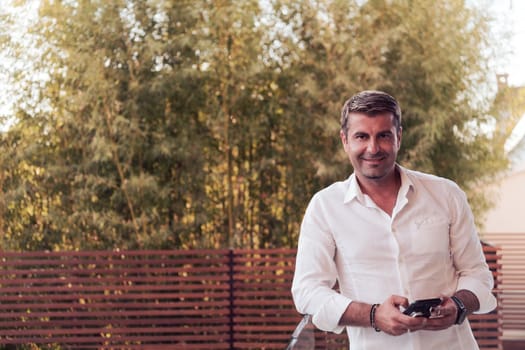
[343,164,414,204]
[343,173,362,204]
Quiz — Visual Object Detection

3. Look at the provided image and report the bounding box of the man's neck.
[356,168,401,216]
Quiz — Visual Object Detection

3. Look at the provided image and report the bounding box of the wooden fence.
[483,233,525,344]
[0,246,501,349]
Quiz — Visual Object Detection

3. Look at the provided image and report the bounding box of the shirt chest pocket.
[410,218,450,255]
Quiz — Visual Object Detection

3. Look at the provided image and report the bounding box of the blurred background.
[0,0,523,250]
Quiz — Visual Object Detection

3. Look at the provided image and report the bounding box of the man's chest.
[325,201,452,262]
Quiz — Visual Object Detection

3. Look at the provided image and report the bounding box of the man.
[291,90,497,349]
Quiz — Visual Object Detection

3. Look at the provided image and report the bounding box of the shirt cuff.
[311,293,352,333]
[457,277,497,314]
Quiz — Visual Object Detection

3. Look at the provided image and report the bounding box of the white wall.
[483,169,525,233]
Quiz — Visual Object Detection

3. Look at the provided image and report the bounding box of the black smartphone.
[402,298,442,317]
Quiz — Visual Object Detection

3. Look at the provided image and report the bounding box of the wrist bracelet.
[370,304,381,332]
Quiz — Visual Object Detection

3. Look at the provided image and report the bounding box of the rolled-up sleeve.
[450,186,497,314]
[291,197,352,333]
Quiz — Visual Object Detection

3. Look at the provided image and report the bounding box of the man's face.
[340,112,401,181]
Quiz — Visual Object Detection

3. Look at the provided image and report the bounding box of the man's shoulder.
[403,167,460,191]
[311,178,350,201]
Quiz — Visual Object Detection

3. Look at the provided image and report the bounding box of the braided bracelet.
[370,303,381,332]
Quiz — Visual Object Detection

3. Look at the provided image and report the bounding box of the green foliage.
[0,0,510,250]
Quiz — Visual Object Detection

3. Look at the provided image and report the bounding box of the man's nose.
[367,139,379,153]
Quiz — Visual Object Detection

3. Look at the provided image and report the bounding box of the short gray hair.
[340,90,402,136]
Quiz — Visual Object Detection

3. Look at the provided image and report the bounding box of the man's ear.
[340,129,347,146]
[397,127,402,148]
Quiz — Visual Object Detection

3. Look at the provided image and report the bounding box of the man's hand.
[374,295,428,336]
[423,290,480,331]
[422,296,457,330]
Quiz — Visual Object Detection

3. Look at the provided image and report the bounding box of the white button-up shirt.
[291,165,497,350]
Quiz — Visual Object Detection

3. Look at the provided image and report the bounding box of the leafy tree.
[0,0,510,251]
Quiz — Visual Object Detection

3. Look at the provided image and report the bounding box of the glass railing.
[285,315,315,350]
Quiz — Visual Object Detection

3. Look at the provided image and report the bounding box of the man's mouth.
[361,155,385,162]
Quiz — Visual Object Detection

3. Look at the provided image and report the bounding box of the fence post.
[228,249,235,350]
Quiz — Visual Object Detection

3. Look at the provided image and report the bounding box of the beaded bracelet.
[370,303,381,332]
